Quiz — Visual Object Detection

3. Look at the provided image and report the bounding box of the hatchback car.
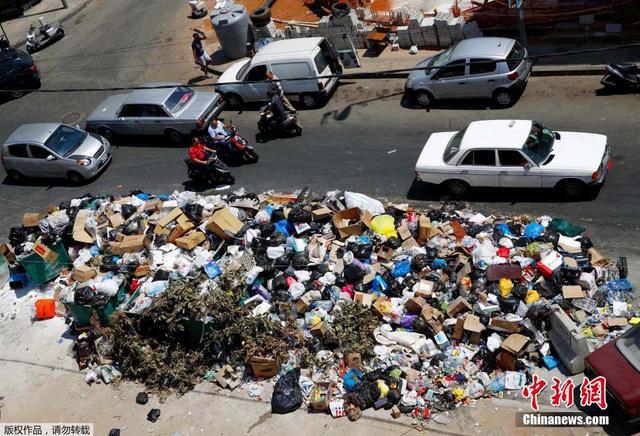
[414,119,611,198]
[2,123,111,183]
[404,37,532,107]
[0,48,41,99]
[85,84,223,143]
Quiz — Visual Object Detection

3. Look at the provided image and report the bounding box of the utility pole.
[516,0,528,48]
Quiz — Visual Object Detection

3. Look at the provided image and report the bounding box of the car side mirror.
[524,162,532,169]
[46,154,55,161]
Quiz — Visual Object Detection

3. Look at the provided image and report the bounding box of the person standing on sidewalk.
[265,71,296,113]
[192,32,213,78]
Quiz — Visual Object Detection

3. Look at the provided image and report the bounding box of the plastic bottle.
[487,374,505,393]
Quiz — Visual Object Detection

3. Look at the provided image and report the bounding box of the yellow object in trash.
[370,214,398,239]
[499,278,513,297]
[630,317,640,325]
[453,387,465,401]
[524,289,540,305]
[377,380,389,399]
[582,327,594,338]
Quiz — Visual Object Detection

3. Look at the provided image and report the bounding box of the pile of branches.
[329,301,380,358]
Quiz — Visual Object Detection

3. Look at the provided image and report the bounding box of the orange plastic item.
[451,220,466,240]
[34,298,56,320]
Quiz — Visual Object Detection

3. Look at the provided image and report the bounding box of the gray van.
[2,123,111,183]
[404,37,532,107]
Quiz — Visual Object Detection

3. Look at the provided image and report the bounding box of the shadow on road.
[406,179,602,204]
[320,91,404,123]
[400,90,525,111]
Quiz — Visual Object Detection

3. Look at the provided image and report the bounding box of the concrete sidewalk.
[1,0,91,48]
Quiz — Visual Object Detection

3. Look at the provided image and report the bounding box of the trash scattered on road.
[0,188,633,423]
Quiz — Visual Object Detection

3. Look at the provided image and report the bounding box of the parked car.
[216,37,342,109]
[585,324,640,422]
[404,37,532,107]
[414,119,611,198]
[0,47,40,99]
[85,84,223,143]
[2,123,111,183]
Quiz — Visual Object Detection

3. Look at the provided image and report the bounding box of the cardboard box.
[23,212,42,228]
[134,264,150,277]
[489,318,522,333]
[312,207,332,221]
[0,243,15,263]
[108,213,125,228]
[377,246,395,261]
[391,406,402,419]
[563,285,586,299]
[109,242,123,256]
[418,216,443,242]
[72,265,97,282]
[401,237,419,250]
[73,210,95,244]
[269,193,299,204]
[397,224,412,241]
[247,355,282,378]
[310,321,327,337]
[372,296,391,318]
[463,314,484,344]
[206,207,243,240]
[120,234,149,253]
[175,231,206,250]
[346,352,363,370]
[496,333,530,371]
[295,298,310,314]
[446,296,472,317]
[33,241,59,262]
[354,291,373,308]
[333,208,364,239]
[421,304,444,332]
[607,317,628,327]
[156,207,184,228]
[168,221,195,243]
[144,199,163,212]
[589,248,607,266]
[310,382,335,411]
[414,280,436,298]
[405,296,426,314]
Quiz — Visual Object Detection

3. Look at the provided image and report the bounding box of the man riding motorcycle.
[188,136,216,165]
[207,117,233,154]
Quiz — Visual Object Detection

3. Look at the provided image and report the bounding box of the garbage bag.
[74,286,109,308]
[344,191,385,215]
[349,243,373,260]
[271,368,303,414]
[288,206,312,223]
[344,264,365,284]
[347,381,380,410]
[183,204,203,222]
[384,237,402,249]
[121,204,137,220]
[411,254,430,272]
[392,260,410,277]
[548,218,584,237]
[370,215,398,238]
[472,346,496,373]
[524,223,545,239]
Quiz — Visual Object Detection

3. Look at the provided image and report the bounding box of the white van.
[216,37,342,109]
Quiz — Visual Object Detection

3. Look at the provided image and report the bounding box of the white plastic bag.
[344,191,385,215]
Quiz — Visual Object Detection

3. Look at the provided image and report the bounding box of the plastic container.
[34,298,56,320]
[18,242,71,285]
[65,283,126,326]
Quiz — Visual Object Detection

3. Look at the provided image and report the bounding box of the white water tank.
[211,5,251,59]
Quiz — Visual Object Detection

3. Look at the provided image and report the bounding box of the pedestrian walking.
[192,32,213,78]
[265,71,296,113]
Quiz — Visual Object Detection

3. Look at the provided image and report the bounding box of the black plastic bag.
[352,381,381,410]
[350,243,373,260]
[288,207,312,223]
[147,408,161,422]
[387,388,401,405]
[472,346,495,373]
[292,253,309,269]
[411,254,430,272]
[384,237,402,249]
[74,286,109,308]
[121,204,137,220]
[183,204,203,222]
[343,264,365,284]
[271,368,303,414]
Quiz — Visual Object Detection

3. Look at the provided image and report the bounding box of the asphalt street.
[0,0,638,280]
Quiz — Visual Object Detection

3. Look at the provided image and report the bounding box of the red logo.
[522,375,607,411]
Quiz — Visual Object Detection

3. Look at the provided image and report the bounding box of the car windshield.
[522,122,555,165]
[443,128,467,163]
[427,48,453,75]
[165,87,194,114]
[44,125,87,157]
[616,324,640,373]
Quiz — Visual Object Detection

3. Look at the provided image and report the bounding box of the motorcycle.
[601,63,639,91]
[200,125,259,165]
[26,18,64,54]
[188,0,208,18]
[185,155,234,186]
[258,104,303,137]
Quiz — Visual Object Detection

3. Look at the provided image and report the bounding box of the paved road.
[0,0,638,279]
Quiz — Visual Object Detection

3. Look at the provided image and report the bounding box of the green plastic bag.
[548,218,585,238]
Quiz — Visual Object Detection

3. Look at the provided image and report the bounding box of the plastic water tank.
[211,5,251,60]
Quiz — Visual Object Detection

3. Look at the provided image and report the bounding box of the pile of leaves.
[329,301,380,358]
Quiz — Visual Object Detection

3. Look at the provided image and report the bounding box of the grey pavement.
[1,0,89,48]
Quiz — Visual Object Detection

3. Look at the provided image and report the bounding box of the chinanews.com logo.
[516,375,610,427]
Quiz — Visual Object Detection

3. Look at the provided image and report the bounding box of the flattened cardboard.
[607,317,628,327]
[73,210,95,244]
[500,334,530,355]
[397,224,412,241]
[23,212,42,228]
[108,213,125,228]
[72,265,97,283]
[156,207,183,228]
[120,235,149,253]
[446,296,472,318]
[312,207,332,221]
[589,248,606,266]
[206,207,243,240]
[175,231,206,250]
[414,280,435,298]
[562,285,586,299]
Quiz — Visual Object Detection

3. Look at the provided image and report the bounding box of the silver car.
[85,84,224,143]
[404,37,532,108]
[2,123,111,183]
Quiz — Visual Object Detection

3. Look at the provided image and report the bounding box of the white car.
[414,119,611,198]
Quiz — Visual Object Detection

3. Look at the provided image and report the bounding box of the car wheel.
[224,93,243,110]
[415,90,433,107]
[68,171,86,185]
[7,170,24,183]
[9,90,25,99]
[300,93,321,109]
[493,89,514,107]
[97,126,115,141]
[293,124,303,136]
[165,129,183,144]
[557,179,585,199]
[446,179,469,196]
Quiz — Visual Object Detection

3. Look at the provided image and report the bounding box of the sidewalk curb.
[531,67,604,77]
[10,0,94,49]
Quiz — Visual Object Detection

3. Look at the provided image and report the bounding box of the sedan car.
[2,123,111,183]
[404,37,532,108]
[585,324,640,422]
[414,119,611,198]
[85,84,224,143]
[0,48,41,99]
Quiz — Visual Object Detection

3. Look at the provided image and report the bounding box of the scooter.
[25,17,64,54]
[185,155,234,186]
[200,126,259,165]
[257,104,303,137]
[188,0,207,18]
[601,63,639,91]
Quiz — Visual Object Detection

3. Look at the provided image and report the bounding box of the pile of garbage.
[0,188,633,423]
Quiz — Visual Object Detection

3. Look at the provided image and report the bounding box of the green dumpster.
[18,242,71,285]
[65,283,127,326]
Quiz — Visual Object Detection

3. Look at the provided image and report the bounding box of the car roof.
[460,119,532,150]
[124,86,178,105]
[451,37,515,60]
[4,123,61,145]
[253,37,323,63]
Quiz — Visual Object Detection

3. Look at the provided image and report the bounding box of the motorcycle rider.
[188,136,216,167]
[267,90,287,124]
[207,117,234,154]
